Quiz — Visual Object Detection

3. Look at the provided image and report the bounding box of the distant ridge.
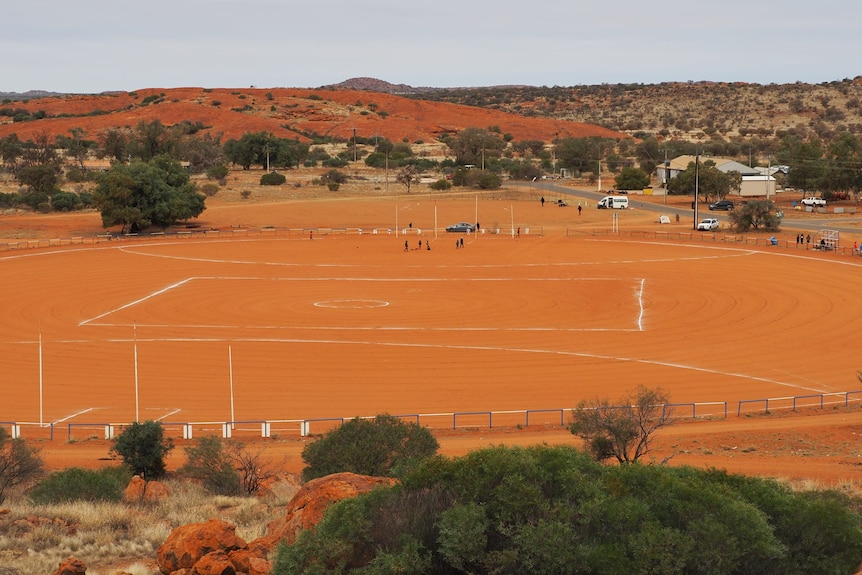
[323,77,529,94]
[323,77,419,94]
[0,90,66,101]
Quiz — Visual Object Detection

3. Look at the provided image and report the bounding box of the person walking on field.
[541,196,545,207]
[404,240,409,252]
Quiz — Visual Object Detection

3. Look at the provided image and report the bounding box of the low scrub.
[30,467,130,504]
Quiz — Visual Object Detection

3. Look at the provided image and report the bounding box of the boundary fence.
[5,391,859,442]
[0,225,543,252]
[568,228,862,258]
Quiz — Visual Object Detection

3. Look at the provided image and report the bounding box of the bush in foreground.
[301,414,439,482]
[275,444,862,575]
[30,467,130,504]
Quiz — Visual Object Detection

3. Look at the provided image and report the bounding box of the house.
[657,155,775,197]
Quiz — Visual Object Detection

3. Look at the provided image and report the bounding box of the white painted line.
[52,407,98,425]
[79,277,196,326]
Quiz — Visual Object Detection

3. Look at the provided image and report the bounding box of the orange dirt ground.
[2,188,862,487]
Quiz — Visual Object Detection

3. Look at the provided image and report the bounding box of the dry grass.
[0,478,298,575]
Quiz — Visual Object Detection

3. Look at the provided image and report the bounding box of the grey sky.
[2,0,859,93]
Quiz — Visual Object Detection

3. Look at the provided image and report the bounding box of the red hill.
[0,87,627,144]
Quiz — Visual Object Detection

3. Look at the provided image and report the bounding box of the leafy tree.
[301,414,439,481]
[16,163,60,196]
[128,119,176,161]
[570,385,673,463]
[555,136,611,176]
[0,427,43,503]
[109,420,174,479]
[667,158,741,202]
[224,131,281,170]
[0,133,23,174]
[614,166,650,190]
[94,154,205,233]
[776,135,825,191]
[446,127,506,166]
[728,199,782,232]
[98,128,129,163]
[55,127,93,171]
[396,165,419,193]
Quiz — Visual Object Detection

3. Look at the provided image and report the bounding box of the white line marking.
[636,278,646,331]
[78,277,196,326]
[52,407,98,425]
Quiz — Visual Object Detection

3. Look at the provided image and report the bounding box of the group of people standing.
[795,233,810,246]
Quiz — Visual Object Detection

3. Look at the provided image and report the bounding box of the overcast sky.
[3,0,859,93]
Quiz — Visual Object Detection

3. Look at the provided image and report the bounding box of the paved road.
[516,181,862,236]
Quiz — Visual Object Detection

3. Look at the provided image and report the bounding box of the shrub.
[260,172,286,186]
[180,436,241,496]
[301,414,439,481]
[240,190,252,199]
[206,164,229,183]
[0,427,43,503]
[110,421,173,479]
[326,181,339,191]
[429,178,451,191]
[50,191,82,212]
[30,467,130,504]
[200,183,220,197]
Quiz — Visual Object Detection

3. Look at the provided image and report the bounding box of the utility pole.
[353,128,357,162]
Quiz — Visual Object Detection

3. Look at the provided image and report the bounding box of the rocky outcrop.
[156,473,397,575]
[157,518,246,574]
[124,475,171,503]
[261,472,398,546]
[51,557,87,575]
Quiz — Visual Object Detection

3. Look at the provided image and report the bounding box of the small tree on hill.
[301,414,439,481]
[570,385,673,464]
[110,420,174,479]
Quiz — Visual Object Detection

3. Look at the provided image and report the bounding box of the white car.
[800,197,826,207]
[697,218,719,231]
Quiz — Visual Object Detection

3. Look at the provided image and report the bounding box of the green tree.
[301,414,439,481]
[570,385,673,464]
[446,127,506,166]
[98,128,129,163]
[109,420,174,479]
[0,427,44,503]
[614,166,650,190]
[260,171,286,186]
[94,155,205,233]
[667,159,741,202]
[728,200,782,232]
[224,131,279,170]
[16,163,60,196]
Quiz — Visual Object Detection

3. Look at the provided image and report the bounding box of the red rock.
[51,557,87,575]
[124,475,171,503]
[192,551,235,575]
[157,518,247,574]
[261,472,397,546]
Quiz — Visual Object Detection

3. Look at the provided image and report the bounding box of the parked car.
[445,222,476,233]
[800,197,827,207]
[709,199,735,211]
[697,218,719,231]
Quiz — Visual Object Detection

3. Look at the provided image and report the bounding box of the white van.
[598,195,629,209]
